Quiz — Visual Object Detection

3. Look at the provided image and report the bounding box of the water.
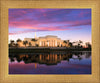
[9,51,91,74]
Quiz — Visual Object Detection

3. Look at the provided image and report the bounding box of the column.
[48,41,49,47]
[43,41,44,46]
[53,40,54,47]
[60,42,61,47]
[40,41,41,46]
[55,40,57,47]
[54,40,55,47]
[44,41,45,47]
[41,41,42,46]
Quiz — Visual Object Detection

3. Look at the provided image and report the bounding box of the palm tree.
[10,40,15,47]
[78,40,83,48]
[85,42,91,48]
[63,40,71,47]
[72,41,78,48]
[23,41,28,47]
[63,41,67,47]
[10,40,14,44]
[31,38,37,47]
[36,44,39,47]
[66,40,70,43]
[79,40,83,44]
[16,39,22,42]
[63,40,67,44]
[63,40,70,44]
[16,39,22,47]
[15,43,19,48]
[31,38,37,42]
[69,42,73,47]
[29,42,32,47]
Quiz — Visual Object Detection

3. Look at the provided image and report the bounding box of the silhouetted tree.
[16,39,22,42]
[73,40,83,48]
[29,42,32,47]
[69,42,73,47]
[85,42,91,48]
[36,44,39,47]
[31,38,37,42]
[15,43,19,47]
[10,40,14,43]
[23,41,28,47]
[63,40,67,43]
[78,40,83,48]
[66,40,70,43]
[10,40,15,47]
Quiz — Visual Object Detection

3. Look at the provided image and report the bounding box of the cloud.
[68,19,91,27]
[9,25,82,35]
[9,9,91,35]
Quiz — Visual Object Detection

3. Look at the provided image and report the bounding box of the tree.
[63,40,68,47]
[78,40,83,47]
[10,40,15,47]
[9,44,12,47]
[85,42,91,48]
[31,38,37,42]
[63,40,67,44]
[29,42,32,47]
[57,45,59,47]
[31,38,37,47]
[73,40,83,48]
[66,40,70,43]
[16,39,22,42]
[69,42,73,47]
[15,43,19,48]
[79,40,83,44]
[63,40,70,44]
[23,41,28,47]
[36,44,39,47]
[10,40,14,44]
[16,39,22,47]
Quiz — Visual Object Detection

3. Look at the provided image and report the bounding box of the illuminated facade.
[37,35,63,47]
[17,33,69,47]
[24,35,63,47]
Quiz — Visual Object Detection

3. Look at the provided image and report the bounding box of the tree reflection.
[9,52,91,65]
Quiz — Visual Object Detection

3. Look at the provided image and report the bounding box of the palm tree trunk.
[25,44,26,48]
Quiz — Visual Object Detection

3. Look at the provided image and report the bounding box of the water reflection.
[9,52,91,65]
[9,51,91,74]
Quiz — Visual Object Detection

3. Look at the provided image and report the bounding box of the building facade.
[37,35,63,47]
[17,34,69,47]
[24,35,63,47]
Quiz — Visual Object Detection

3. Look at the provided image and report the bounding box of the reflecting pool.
[9,51,91,74]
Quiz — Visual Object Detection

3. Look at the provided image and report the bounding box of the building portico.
[38,35,62,47]
[17,33,68,47]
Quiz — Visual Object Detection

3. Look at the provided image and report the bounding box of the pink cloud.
[9,9,91,35]
[9,19,90,29]
[9,30,35,35]
[9,18,91,35]
[9,25,81,35]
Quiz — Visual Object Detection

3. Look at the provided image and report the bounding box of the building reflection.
[9,52,91,65]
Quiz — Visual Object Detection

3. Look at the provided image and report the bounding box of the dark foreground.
[9,47,91,53]
[9,51,91,74]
